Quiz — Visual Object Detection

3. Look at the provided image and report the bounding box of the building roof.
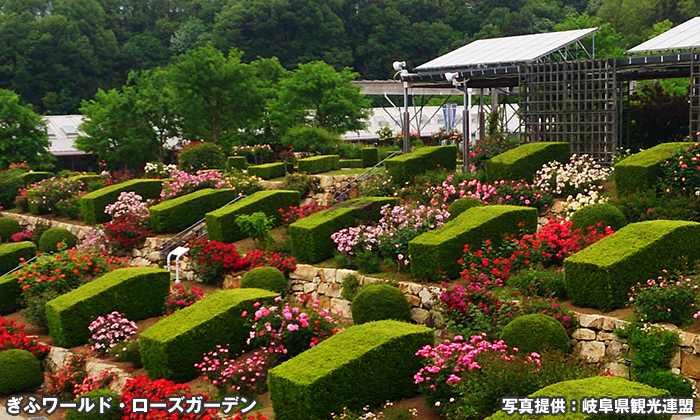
[627,17,700,54]
[45,115,87,156]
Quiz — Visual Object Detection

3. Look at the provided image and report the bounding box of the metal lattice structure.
[690,52,700,136]
[520,59,618,162]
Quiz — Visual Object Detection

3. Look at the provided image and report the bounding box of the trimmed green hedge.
[21,171,53,185]
[486,376,670,420]
[206,190,300,243]
[247,163,286,180]
[362,147,379,168]
[68,174,103,185]
[45,267,170,348]
[339,159,363,168]
[227,156,247,171]
[0,242,36,314]
[289,197,399,263]
[140,288,277,382]
[298,155,340,174]
[269,320,434,420]
[564,220,700,311]
[484,142,570,183]
[409,205,537,281]
[80,179,163,224]
[385,146,457,184]
[614,142,694,196]
[150,188,239,234]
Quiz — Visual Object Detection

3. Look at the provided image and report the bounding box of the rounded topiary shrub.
[0,349,43,394]
[571,203,627,232]
[0,218,21,242]
[38,227,77,253]
[178,142,226,174]
[241,266,288,295]
[447,197,485,220]
[500,313,570,355]
[351,283,411,325]
[64,389,122,420]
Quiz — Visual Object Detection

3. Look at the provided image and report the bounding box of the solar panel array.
[415,28,598,71]
[628,17,700,53]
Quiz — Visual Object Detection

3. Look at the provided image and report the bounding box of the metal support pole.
[403,81,410,153]
[462,83,470,173]
[479,88,485,140]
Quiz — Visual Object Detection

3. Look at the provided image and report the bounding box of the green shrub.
[140,288,277,381]
[446,197,484,220]
[68,174,104,186]
[281,125,341,156]
[149,188,239,234]
[280,173,321,199]
[297,155,340,174]
[289,197,399,263]
[178,142,226,173]
[571,203,627,231]
[339,159,363,168]
[341,274,360,301]
[227,156,248,171]
[484,142,570,183]
[240,266,288,295]
[45,267,170,348]
[486,376,670,420]
[0,349,43,394]
[385,146,457,185]
[64,389,122,420]
[636,370,694,397]
[247,162,286,180]
[564,220,700,311]
[80,179,163,224]
[409,205,537,281]
[0,168,26,209]
[351,283,411,325]
[206,190,300,243]
[508,268,567,299]
[21,171,53,185]
[615,142,693,196]
[268,320,434,420]
[362,147,379,168]
[0,218,21,242]
[0,242,36,314]
[500,314,570,355]
[38,227,77,253]
[610,190,700,223]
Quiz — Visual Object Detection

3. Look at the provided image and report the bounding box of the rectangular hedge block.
[385,146,457,184]
[361,147,379,167]
[484,142,570,183]
[21,171,53,185]
[409,205,537,282]
[289,197,399,264]
[564,220,700,311]
[614,142,694,196]
[269,320,434,420]
[140,288,278,382]
[247,162,286,180]
[227,156,247,171]
[45,267,170,348]
[68,174,103,185]
[0,242,36,315]
[339,159,363,168]
[149,188,240,234]
[80,179,163,224]
[206,190,300,243]
[297,155,340,174]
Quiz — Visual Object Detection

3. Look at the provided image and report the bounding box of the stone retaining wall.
[0,212,94,240]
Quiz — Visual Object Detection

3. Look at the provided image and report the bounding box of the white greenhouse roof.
[628,17,700,53]
[45,115,86,156]
[416,28,598,71]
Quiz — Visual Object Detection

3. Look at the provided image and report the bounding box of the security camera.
[393,61,406,72]
[445,72,459,84]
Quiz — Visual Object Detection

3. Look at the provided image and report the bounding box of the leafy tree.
[626,81,689,150]
[0,89,53,170]
[553,13,625,58]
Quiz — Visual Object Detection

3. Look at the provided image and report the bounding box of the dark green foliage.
[247,163,286,180]
[45,267,170,348]
[68,174,104,187]
[0,218,21,242]
[339,159,363,168]
[361,147,379,168]
[564,220,700,311]
[206,190,300,243]
[409,205,537,282]
[289,197,399,263]
[484,142,570,183]
[268,320,434,420]
[446,197,484,220]
[38,228,77,253]
[571,203,627,231]
[614,142,693,195]
[500,314,570,355]
[0,242,35,314]
[351,283,411,325]
[149,188,239,234]
[341,274,360,301]
[280,173,321,199]
[636,370,694,397]
[64,389,122,420]
[280,125,342,155]
[508,268,567,299]
[297,155,340,174]
[227,156,248,171]
[80,179,163,224]
[0,169,25,209]
[385,146,457,185]
[178,142,226,173]
[241,266,288,295]
[610,190,700,223]
[0,275,22,316]
[0,349,43,394]
[140,288,277,381]
[21,171,53,184]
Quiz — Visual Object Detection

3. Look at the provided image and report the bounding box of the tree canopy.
[0,89,53,170]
